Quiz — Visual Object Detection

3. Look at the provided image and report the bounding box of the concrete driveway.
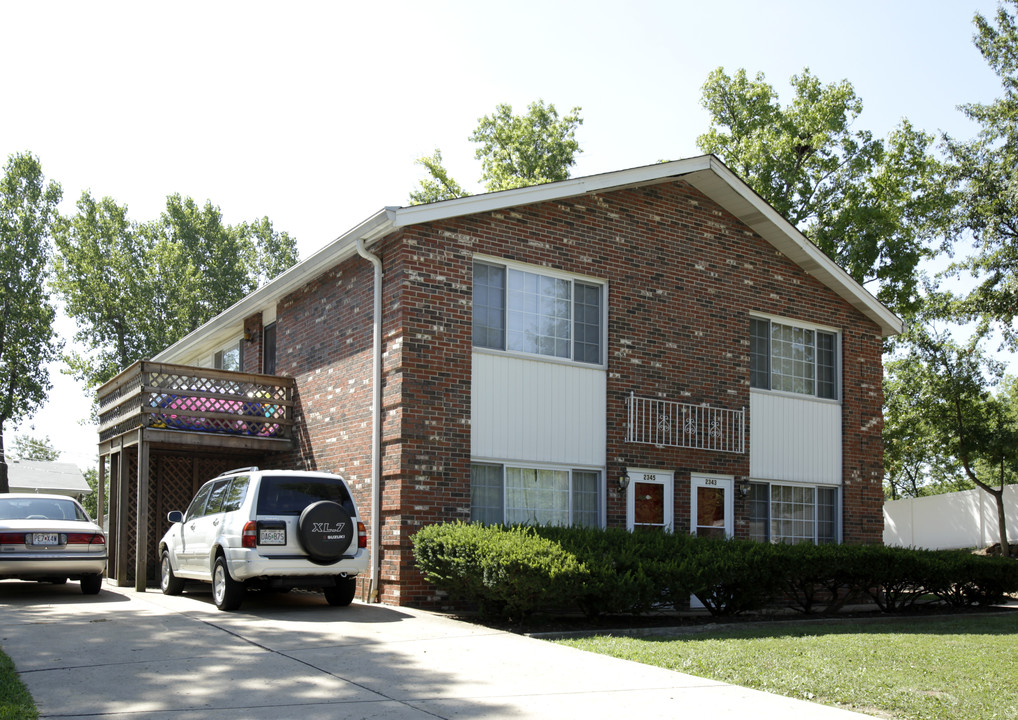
[0,581,874,719]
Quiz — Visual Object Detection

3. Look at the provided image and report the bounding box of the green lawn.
[556,612,1018,720]
[0,649,36,720]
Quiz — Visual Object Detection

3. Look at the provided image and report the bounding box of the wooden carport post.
[97,455,106,530]
[114,437,130,586]
[134,428,150,592]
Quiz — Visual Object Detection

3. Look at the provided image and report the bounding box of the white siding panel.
[749,391,841,484]
[472,352,606,467]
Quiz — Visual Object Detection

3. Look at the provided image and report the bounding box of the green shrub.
[778,542,856,614]
[413,522,1018,622]
[679,537,782,616]
[411,522,587,622]
[926,551,1018,607]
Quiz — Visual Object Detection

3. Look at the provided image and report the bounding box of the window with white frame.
[213,339,243,371]
[470,463,601,527]
[473,261,604,365]
[750,317,838,399]
[748,482,839,544]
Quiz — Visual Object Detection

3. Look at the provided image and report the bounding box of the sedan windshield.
[0,498,89,522]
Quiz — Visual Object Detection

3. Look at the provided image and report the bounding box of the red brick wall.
[268,178,887,605]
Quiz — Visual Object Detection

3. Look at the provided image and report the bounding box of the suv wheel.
[212,556,244,611]
[324,576,357,607]
[161,551,185,595]
[297,501,354,563]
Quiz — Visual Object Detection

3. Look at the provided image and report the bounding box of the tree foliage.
[408,150,468,205]
[945,0,1018,346]
[884,317,1018,555]
[53,193,298,389]
[9,434,60,462]
[409,100,582,204]
[0,152,63,492]
[697,67,953,317]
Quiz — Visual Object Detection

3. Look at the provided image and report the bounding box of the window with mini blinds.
[750,317,838,399]
[473,261,604,365]
[748,482,839,544]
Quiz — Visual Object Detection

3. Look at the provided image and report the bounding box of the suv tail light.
[357,521,367,549]
[242,521,258,549]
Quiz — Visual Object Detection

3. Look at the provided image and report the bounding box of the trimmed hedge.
[411,522,1018,622]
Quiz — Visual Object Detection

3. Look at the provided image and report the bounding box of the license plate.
[32,533,60,546]
[259,528,285,545]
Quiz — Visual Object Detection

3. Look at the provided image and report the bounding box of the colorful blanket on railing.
[150,393,281,437]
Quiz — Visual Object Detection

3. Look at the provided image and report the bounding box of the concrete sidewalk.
[0,581,874,719]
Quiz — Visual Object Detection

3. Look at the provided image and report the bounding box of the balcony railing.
[97,361,295,446]
[626,392,745,454]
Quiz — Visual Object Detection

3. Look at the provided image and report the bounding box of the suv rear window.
[256,476,355,516]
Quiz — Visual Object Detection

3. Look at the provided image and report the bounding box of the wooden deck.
[96,361,296,590]
[97,361,295,455]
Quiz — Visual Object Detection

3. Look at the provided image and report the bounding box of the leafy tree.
[944,1,1018,346]
[80,466,105,520]
[885,320,1017,556]
[697,67,953,317]
[409,150,468,205]
[53,193,298,389]
[10,434,60,462]
[410,100,583,204]
[0,152,63,493]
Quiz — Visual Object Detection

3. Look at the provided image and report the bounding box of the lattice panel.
[145,369,289,437]
[123,454,138,579]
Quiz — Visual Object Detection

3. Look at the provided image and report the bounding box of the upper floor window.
[750,317,838,400]
[262,323,277,375]
[214,339,242,372]
[473,261,604,365]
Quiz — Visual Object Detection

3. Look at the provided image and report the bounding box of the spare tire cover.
[297,501,354,562]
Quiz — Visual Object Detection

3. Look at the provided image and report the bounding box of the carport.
[96,360,295,590]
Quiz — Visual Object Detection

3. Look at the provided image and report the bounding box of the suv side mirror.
[167,510,184,523]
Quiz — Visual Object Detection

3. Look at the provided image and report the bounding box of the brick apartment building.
[98,155,900,605]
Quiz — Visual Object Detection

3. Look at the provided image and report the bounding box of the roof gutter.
[355,237,384,603]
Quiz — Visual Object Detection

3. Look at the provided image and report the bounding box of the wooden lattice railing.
[97,361,295,444]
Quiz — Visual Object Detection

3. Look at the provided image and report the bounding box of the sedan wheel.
[80,573,102,595]
[212,557,244,611]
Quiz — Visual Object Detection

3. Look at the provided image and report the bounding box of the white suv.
[158,467,368,611]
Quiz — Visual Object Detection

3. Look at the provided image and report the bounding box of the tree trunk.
[0,430,8,493]
[994,490,1010,558]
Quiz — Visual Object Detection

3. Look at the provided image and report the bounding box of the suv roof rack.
[218,466,259,477]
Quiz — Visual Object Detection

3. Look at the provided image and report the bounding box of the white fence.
[883,485,1018,550]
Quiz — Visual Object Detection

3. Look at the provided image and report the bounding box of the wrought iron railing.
[97,361,295,444]
[626,392,745,453]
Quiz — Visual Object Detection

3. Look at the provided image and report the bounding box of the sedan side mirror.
[167,511,184,523]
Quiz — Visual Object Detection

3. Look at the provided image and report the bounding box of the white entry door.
[690,475,734,539]
[626,469,674,533]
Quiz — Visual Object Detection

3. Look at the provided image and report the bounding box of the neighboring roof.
[7,460,91,495]
[154,155,902,363]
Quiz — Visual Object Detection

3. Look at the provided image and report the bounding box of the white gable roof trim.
[154,155,900,363]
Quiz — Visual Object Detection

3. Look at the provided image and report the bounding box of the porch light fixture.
[618,470,631,491]
[737,479,751,497]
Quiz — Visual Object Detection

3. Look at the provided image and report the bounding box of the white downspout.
[355,238,383,603]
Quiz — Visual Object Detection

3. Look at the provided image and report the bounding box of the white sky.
[0,0,1005,468]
